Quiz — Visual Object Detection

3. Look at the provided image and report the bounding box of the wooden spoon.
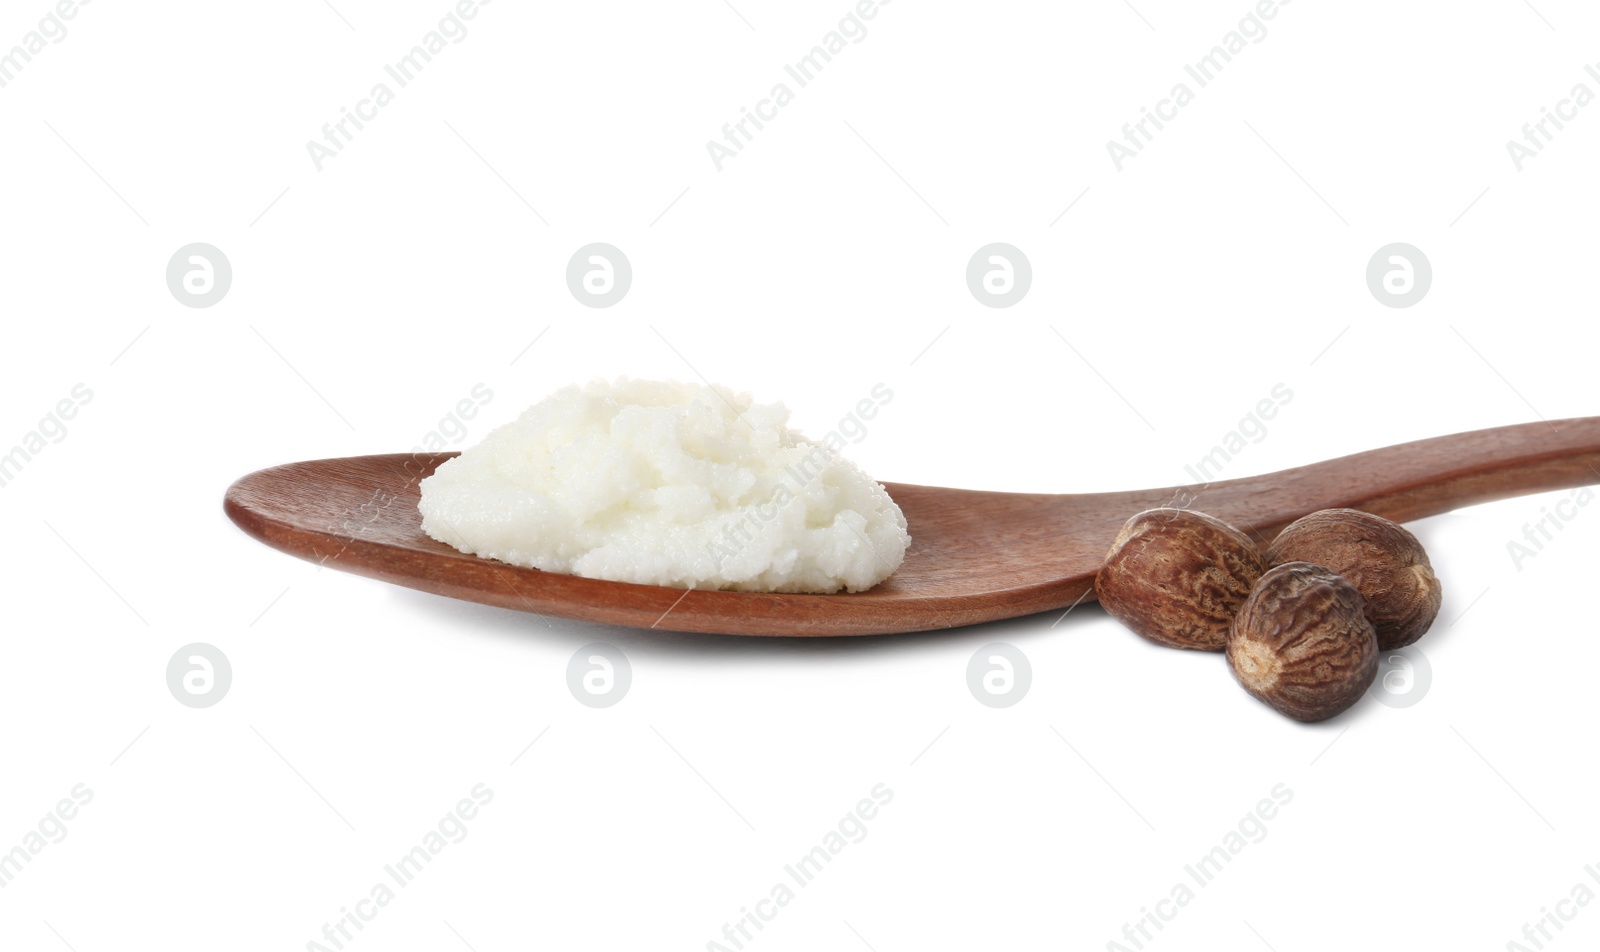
[224,419,1600,636]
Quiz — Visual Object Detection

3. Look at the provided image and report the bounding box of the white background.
[2,0,1598,949]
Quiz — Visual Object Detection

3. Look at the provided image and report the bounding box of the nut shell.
[1095,508,1267,651]
[1227,562,1379,722]
[1265,509,1441,650]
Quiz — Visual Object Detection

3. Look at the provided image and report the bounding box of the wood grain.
[223,418,1600,636]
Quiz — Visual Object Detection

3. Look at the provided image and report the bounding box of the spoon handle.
[1190,417,1600,540]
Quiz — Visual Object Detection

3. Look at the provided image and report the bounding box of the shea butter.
[417,379,909,593]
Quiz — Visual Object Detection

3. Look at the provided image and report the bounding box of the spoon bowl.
[224,418,1600,635]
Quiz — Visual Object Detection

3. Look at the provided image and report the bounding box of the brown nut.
[1227,562,1379,722]
[1095,508,1267,651]
[1265,509,1442,650]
